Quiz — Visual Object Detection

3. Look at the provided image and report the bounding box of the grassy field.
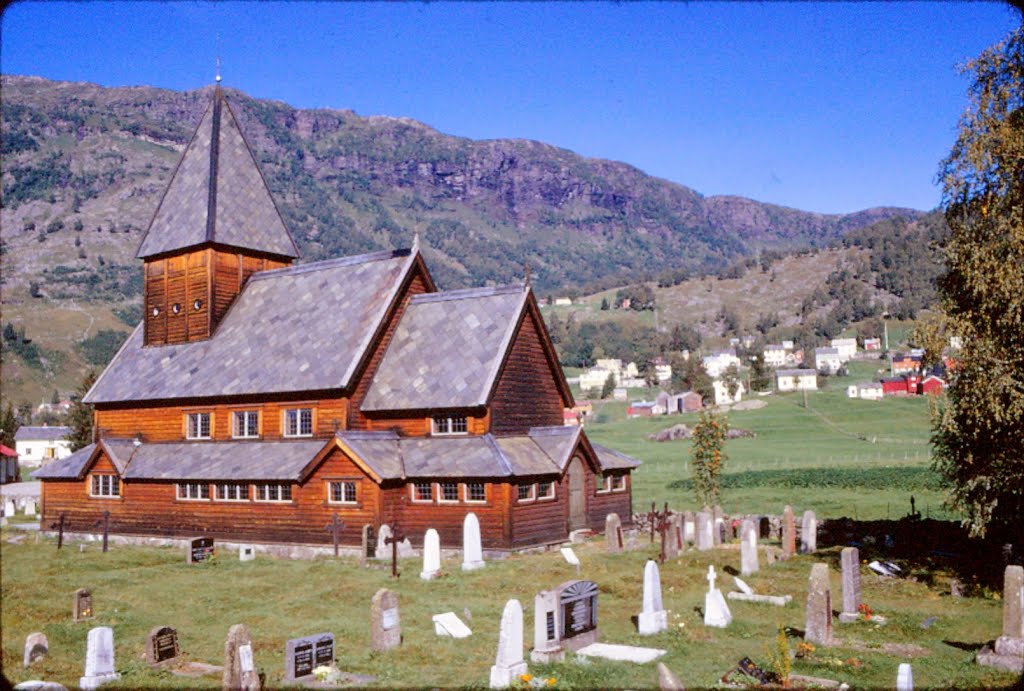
[1,530,1017,689]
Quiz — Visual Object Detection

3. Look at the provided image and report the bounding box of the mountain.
[1,75,921,298]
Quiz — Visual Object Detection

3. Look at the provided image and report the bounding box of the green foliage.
[0,403,19,448]
[1,151,71,208]
[41,263,141,301]
[671,354,713,401]
[750,354,771,392]
[764,626,791,686]
[600,372,618,400]
[113,304,143,327]
[67,370,97,451]
[668,466,945,493]
[614,284,656,311]
[933,27,1024,538]
[1,323,43,369]
[76,329,128,366]
[690,410,728,507]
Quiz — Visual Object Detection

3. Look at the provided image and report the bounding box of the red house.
[918,375,947,396]
[881,374,921,396]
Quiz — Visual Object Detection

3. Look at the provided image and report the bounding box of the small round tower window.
[151,306,160,317]
[171,303,181,315]
[193,299,202,311]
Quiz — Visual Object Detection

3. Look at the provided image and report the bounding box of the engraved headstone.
[658,661,686,690]
[79,626,119,689]
[896,663,913,691]
[638,560,668,635]
[462,513,485,571]
[995,564,1024,657]
[489,599,528,689]
[25,500,36,516]
[805,563,834,645]
[23,632,48,667]
[695,511,713,551]
[800,510,817,553]
[605,513,623,553]
[223,624,260,691]
[663,515,683,560]
[371,588,402,652]
[284,633,334,683]
[682,511,695,544]
[758,516,771,539]
[73,588,93,622]
[703,565,732,628]
[838,547,862,623]
[375,524,392,560]
[433,612,472,638]
[4,499,15,516]
[740,519,759,576]
[420,528,442,580]
[782,506,796,559]
[361,524,375,566]
[187,536,214,564]
[530,589,564,663]
[145,626,179,667]
[712,506,724,546]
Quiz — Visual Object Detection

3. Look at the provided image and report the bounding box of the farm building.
[777,369,818,392]
[863,337,882,351]
[881,374,922,396]
[655,391,702,414]
[890,352,923,375]
[830,338,858,361]
[814,347,843,374]
[34,84,638,551]
[846,382,884,400]
[14,426,73,466]
[919,374,947,396]
[763,344,788,368]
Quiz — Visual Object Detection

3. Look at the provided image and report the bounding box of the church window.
[538,481,556,500]
[284,408,313,437]
[440,482,459,503]
[90,475,120,498]
[612,475,627,492]
[186,412,211,439]
[411,482,433,503]
[215,483,249,501]
[432,415,468,435]
[328,481,357,504]
[517,482,536,502]
[465,482,486,503]
[151,306,160,317]
[176,482,209,500]
[255,483,292,502]
[171,303,181,315]
[193,299,203,310]
[232,410,259,439]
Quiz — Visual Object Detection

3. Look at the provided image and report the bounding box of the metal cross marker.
[325,513,345,558]
[50,512,66,550]
[656,505,674,564]
[92,511,110,553]
[646,501,659,543]
[384,523,406,578]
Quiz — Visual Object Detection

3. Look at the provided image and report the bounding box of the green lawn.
[1,534,1016,689]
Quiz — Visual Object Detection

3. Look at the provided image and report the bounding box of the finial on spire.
[412,231,420,252]
[524,262,531,288]
[215,55,222,84]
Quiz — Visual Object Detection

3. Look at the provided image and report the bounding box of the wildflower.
[546,679,557,686]
[520,674,533,683]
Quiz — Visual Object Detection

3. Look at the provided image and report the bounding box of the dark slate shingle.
[31,443,96,479]
[14,426,71,442]
[122,440,326,481]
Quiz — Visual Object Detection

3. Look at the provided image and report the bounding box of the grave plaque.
[371,588,402,652]
[146,626,180,666]
[23,632,48,667]
[74,588,93,622]
[224,624,260,691]
[188,536,215,563]
[560,580,599,640]
[285,632,334,682]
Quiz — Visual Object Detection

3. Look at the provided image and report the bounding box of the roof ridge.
[410,283,526,304]
[336,429,400,440]
[247,248,412,282]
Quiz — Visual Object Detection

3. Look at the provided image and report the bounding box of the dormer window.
[284,408,313,437]
[186,412,211,440]
[432,415,468,436]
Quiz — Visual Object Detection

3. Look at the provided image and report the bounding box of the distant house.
[654,362,672,384]
[579,368,613,392]
[847,382,883,400]
[36,400,72,415]
[0,445,19,484]
[890,352,923,375]
[781,340,795,350]
[763,344,788,368]
[572,401,594,417]
[712,380,745,406]
[14,426,73,466]
[655,391,702,414]
[563,409,582,426]
[814,347,843,375]
[830,338,858,361]
[553,297,573,306]
[882,374,921,396]
[703,349,740,378]
[777,369,818,392]
[627,401,658,418]
[863,337,882,351]
[613,387,628,401]
[919,374,947,396]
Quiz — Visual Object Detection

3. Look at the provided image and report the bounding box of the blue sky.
[1,2,1018,214]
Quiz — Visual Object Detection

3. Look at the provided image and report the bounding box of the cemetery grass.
[2,535,1018,689]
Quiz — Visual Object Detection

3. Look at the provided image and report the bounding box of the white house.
[776,369,818,392]
[763,344,788,368]
[14,426,73,465]
[781,340,795,350]
[654,363,672,383]
[553,297,572,306]
[815,347,843,374]
[847,382,884,400]
[830,338,858,361]
[712,379,745,406]
[703,349,741,378]
[578,367,614,392]
[863,337,882,351]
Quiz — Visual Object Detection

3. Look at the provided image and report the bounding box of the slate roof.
[32,443,96,479]
[85,249,415,403]
[361,285,528,411]
[14,426,71,442]
[122,440,326,481]
[815,347,840,356]
[777,369,817,377]
[590,442,642,470]
[136,86,299,259]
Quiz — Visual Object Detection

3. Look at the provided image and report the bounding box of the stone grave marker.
[996,564,1023,657]
[531,579,600,661]
[489,599,528,689]
[433,612,472,638]
[703,565,732,628]
[605,513,623,553]
[25,500,36,516]
[638,560,668,635]
[74,588,93,622]
[805,563,834,645]
[682,511,695,544]
[896,663,913,691]
[712,505,724,546]
[801,510,817,553]
[4,499,15,517]
[23,632,48,667]
[420,528,442,580]
[223,624,260,691]
[284,632,334,683]
[462,512,485,571]
[80,626,119,689]
[361,524,375,566]
[531,589,564,663]
[375,524,392,559]
[658,661,686,691]
[695,511,713,551]
[145,626,179,667]
[370,588,401,651]
[758,515,771,539]
[560,546,581,573]
[187,536,214,564]
[239,545,256,562]
[782,506,796,559]
[838,547,862,623]
[740,519,759,576]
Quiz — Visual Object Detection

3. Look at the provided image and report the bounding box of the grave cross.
[92,511,110,553]
[384,523,406,578]
[49,512,66,550]
[324,513,345,558]
[707,565,717,591]
[646,502,659,543]
[655,505,674,563]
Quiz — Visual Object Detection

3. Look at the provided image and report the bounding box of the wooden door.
[567,456,586,531]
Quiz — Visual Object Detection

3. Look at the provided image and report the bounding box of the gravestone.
[896,663,913,691]
[23,632,48,667]
[662,515,683,560]
[239,545,256,562]
[223,624,260,691]
[682,511,695,544]
[838,547,862,623]
[531,589,564,663]
[801,510,817,553]
[712,505,724,546]
[805,563,834,645]
[370,588,401,652]
[284,632,334,683]
[74,588,93,622]
[4,499,15,516]
[782,506,796,559]
[463,513,485,571]
[758,516,771,539]
[25,500,36,516]
[560,546,581,573]
[703,565,732,628]
[740,519,759,576]
[79,626,119,689]
[995,564,1024,657]
[433,612,472,638]
[658,661,686,691]
[605,513,623,553]
[361,524,375,566]
[489,599,528,689]
[420,528,441,580]
[531,579,600,661]
[187,536,214,564]
[695,511,713,551]
[638,560,668,635]
[145,626,179,667]
[375,524,392,560]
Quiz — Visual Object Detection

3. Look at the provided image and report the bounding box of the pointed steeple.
[136,86,299,260]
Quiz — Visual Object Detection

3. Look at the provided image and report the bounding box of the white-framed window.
[328,481,357,504]
[432,415,468,436]
[284,408,313,437]
[596,474,612,494]
[538,480,556,500]
[465,482,486,503]
[186,412,211,439]
[517,482,536,502]
[177,482,210,500]
[255,483,292,502]
[90,475,120,498]
[232,410,259,439]
[612,475,627,492]
[439,481,459,503]
[215,483,249,502]
[411,481,433,503]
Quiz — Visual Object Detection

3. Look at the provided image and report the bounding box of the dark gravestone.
[146,626,180,667]
[557,579,599,651]
[285,632,334,683]
[188,537,215,563]
[74,588,93,622]
[758,516,771,539]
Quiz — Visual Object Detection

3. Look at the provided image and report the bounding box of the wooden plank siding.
[362,410,489,436]
[510,473,569,547]
[376,481,509,549]
[588,471,633,528]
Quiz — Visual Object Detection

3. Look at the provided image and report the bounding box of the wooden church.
[36,84,638,551]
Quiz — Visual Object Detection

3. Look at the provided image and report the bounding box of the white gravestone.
[740,519,759,575]
[420,528,442,580]
[696,512,714,551]
[24,500,36,517]
[733,576,754,595]
[801,510,817,553]
[703,565,732,628]
[80,626,120,689]
[462,513,485,571]
[560,546,581,573]
[375,524,392,560]
[530,589,564,663]
[23,632,48,667]
[239,545,256,562]
[896,663,913,691]
[682,512,695,544]
[489,599,528,689]
[638,560,669,635]
[4,500,15,517]
[433,612,473,638]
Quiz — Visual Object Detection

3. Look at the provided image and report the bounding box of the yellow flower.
[520,674,533,682]
[546,679,557,686]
